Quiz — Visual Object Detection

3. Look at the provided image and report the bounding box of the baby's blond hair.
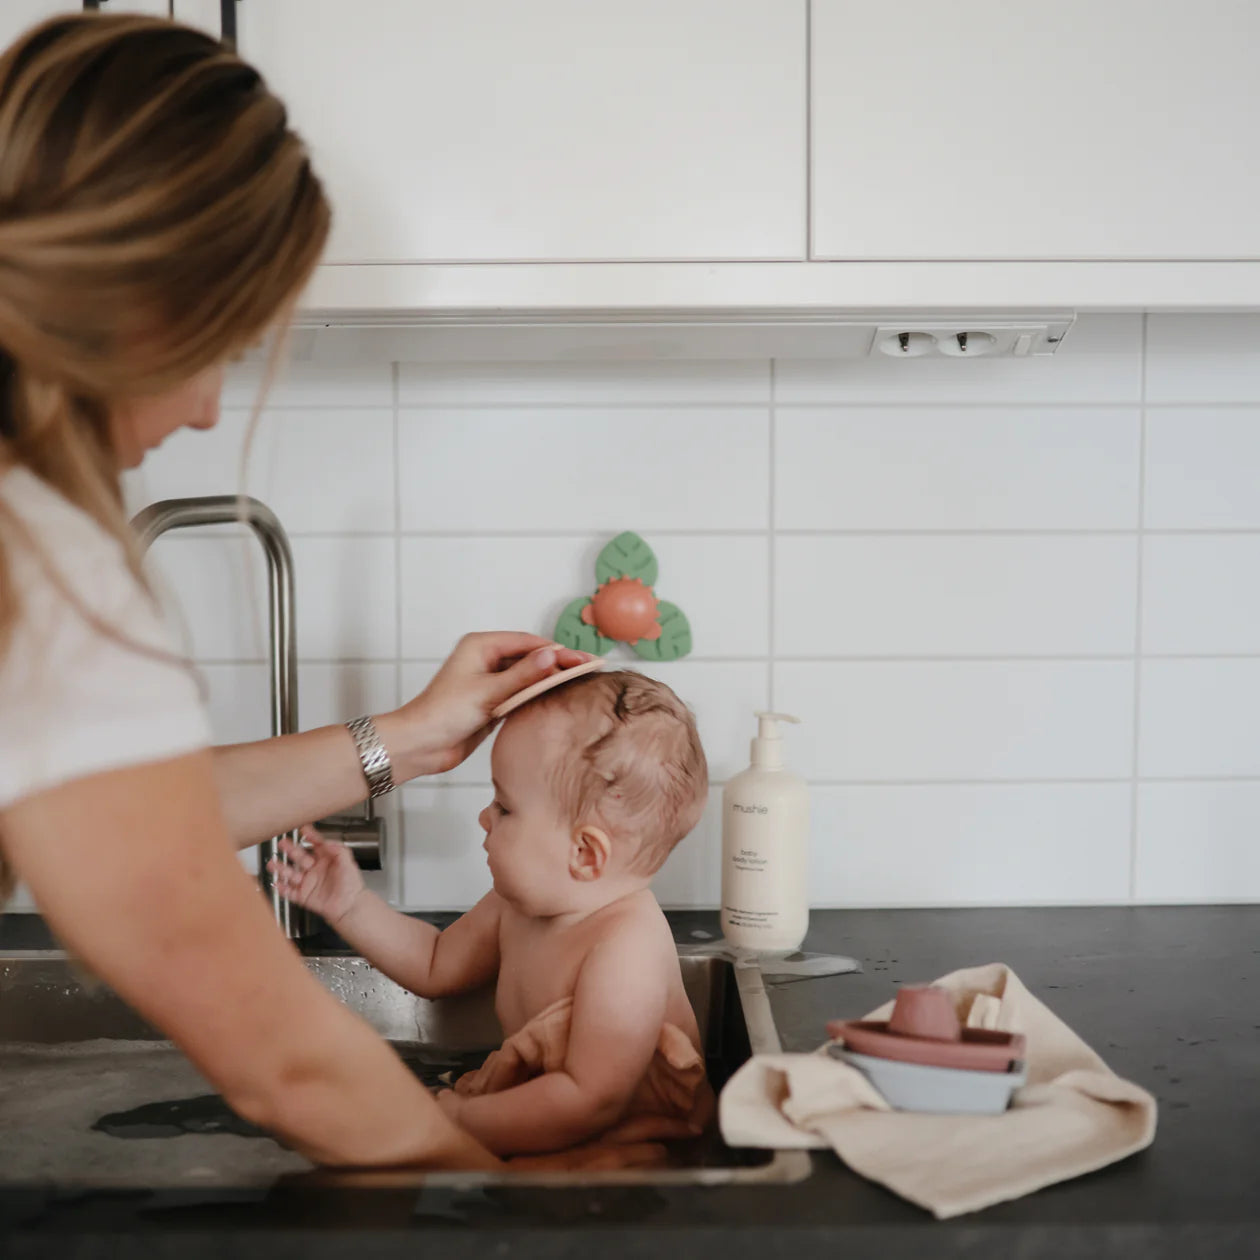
[529,670,708,874]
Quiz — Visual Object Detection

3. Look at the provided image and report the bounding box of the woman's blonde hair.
[0,13,330,901]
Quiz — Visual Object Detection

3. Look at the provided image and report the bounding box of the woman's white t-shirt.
[0,465,211,810]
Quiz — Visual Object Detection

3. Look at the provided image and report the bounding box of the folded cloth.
[454,995,716,1144]
[719,962,1157,1219]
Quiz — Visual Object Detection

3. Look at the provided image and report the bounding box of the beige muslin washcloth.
[719,962,1157,1219]
[455,994,716,1143]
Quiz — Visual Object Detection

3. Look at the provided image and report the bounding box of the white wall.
[91,313,1260,910]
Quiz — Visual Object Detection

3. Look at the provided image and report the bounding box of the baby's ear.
[569,825,612,882]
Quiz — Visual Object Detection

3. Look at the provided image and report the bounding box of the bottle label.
[723,905,779,930]
[731,847,768,873]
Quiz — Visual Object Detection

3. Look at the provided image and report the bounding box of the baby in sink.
[272,670,714,1156]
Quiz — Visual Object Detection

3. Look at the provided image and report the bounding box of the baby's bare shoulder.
[586,890,674,958]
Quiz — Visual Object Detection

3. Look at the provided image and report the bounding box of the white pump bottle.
[720,712,809,953]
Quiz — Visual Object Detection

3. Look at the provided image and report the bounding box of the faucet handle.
[310,814,385,871]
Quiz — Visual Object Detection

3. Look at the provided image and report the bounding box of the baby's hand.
[435,1089,464,1124]
[269,827,365,925]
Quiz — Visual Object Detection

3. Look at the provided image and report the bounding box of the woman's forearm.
[3,752,501,1172]
[212,711,432,849]
[212,726,368,849]
[230,994,499,1170]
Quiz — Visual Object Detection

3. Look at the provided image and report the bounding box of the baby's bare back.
[494,888,700,1050]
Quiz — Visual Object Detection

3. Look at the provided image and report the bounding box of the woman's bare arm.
[212,724,382,850]
[212,634,591,849]
[0,750,498,1170]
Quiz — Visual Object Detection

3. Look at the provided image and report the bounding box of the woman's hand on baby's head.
[386,632,594,778]
[268,827,365,926]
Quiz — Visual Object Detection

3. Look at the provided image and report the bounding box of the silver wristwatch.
[345,715,395,799]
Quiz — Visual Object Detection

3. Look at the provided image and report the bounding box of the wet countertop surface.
[3,905,1258,1258]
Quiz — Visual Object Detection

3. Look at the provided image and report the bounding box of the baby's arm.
[272,831,501,998]
[444,921,691,1154]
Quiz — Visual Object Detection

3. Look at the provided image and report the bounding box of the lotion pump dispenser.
[720,712,810,953]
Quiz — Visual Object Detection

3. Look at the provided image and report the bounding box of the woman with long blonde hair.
[0,12,595,1170]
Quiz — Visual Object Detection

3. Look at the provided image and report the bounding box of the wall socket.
[871,317,1075,359]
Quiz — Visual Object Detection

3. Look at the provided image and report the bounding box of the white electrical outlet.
[871,316,1074,359]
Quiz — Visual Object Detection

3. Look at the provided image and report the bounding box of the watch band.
[345,715,395,799]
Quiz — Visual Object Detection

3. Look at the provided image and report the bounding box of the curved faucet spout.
[131,495,310,940]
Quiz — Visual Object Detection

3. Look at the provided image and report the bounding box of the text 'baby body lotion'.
[720,713,809,954]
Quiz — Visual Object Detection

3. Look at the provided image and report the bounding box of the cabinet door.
[190,0,805,264]
[811,0,1260,260]
[2,3,81,48]
[2,2,171,51]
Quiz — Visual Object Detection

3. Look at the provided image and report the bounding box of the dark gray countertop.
[3,905,1257,1258]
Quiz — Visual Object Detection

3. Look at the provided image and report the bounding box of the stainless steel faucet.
[131,495,311,939]
[130,495,385,941]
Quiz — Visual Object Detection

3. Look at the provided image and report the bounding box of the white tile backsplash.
[92,319,1260,914]
[1139,659,1260,778]
[145,535,269,661]
[198,662,399,745]
[776,535,1137,657]
[399,360,770,405]
[133,409,396,534]
[222,356,394,409]
[397,407,769,532]
[398,785,499,910]
[775,661,1134,782]
[198,662,270,744]
[775,407,1141,531]
[292,537,399,660]
[809,784,1132,906]
[1144,408,1260,529]
[1141,535,1260,655]
[399,783,723,911]
[651,793,722,909]
[297,663,402,731]
[1136,782,1260,902]
[400,535,768,660]
[1145,315,1260,404]
[144,535,397,661]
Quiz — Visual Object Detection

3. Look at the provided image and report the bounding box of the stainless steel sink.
[0,951,810,1188]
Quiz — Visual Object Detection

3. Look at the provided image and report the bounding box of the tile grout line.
[224,400,1260,411]
[768,360,777,711]
[392,360,405,907]
[405,774,1260,792]
[803,0,812,262]
[1130,315,1148,902]
[194,651,1260,666]
[234,400,1258,413]
[163,527,1260,540]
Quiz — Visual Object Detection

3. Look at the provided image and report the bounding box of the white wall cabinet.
[194,0,806,266]
[810,0,1260,261]
[0,2,70,48]
[171,0,1260,311]
[1,1,167,50]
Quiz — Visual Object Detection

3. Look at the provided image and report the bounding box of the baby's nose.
[477,806,491,833]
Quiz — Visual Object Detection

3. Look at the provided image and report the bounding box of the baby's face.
[478,708,574,914]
